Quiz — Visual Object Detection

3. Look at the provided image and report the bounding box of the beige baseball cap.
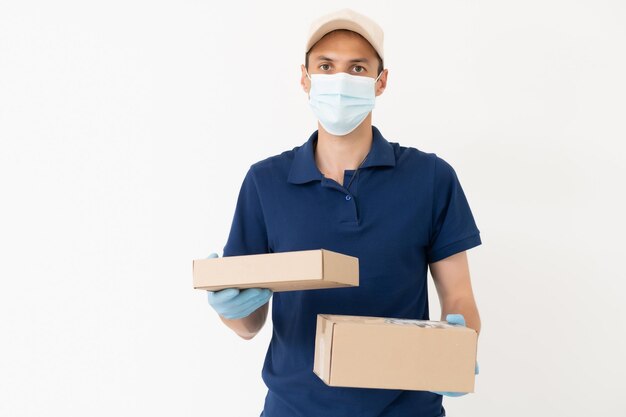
[304,8,384,64]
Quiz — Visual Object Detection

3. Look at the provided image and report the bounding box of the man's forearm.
[219,302,270,340]
[441,296,481,337]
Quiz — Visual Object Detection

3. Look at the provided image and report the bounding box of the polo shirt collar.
[287,125,396,185]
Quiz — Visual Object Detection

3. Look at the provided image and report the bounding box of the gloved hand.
[205,252,273,320]
[430,313,480,397]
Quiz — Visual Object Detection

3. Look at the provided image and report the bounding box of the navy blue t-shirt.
[222,125,482,417]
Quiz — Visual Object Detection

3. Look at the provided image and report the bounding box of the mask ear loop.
[305,68,312,100]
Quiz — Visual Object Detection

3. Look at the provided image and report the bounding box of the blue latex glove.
[205,252,273,320]
[430,313,480,397]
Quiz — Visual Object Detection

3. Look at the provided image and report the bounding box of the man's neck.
[314,113,374,178]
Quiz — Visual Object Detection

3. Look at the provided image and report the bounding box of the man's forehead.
[311,54,373,64]
[310,30,377,57]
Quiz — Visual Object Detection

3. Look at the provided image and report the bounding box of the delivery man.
[205,8,482,417]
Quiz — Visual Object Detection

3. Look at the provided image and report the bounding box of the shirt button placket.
[343,192,359,223]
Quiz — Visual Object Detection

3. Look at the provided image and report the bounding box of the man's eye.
[320,64,331,71]
[354,65,365,73]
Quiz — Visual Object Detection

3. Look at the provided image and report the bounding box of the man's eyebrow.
[314,55,371,64]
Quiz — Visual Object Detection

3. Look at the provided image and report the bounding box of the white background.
[1,1,625,416]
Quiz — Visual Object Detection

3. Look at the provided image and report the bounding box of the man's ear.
[375,68,388,97]
[301,64,311,94]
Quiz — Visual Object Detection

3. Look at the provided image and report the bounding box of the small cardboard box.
[313,314,478,392]
[193,249,359,292]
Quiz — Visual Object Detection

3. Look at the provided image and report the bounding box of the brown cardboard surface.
[313,314,478,392]
[192,249,359,292]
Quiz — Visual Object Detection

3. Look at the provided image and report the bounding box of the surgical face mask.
[306,69,383,136]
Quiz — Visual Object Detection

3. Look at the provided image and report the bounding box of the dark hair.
[305,30,384,77]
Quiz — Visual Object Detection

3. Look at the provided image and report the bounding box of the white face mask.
[306,69,383,136]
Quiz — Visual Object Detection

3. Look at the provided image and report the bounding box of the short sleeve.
[222,167,270,257]
[427,156,482,263]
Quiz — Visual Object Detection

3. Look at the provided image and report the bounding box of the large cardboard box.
[193,249,359,292]
[313,314,478,392]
